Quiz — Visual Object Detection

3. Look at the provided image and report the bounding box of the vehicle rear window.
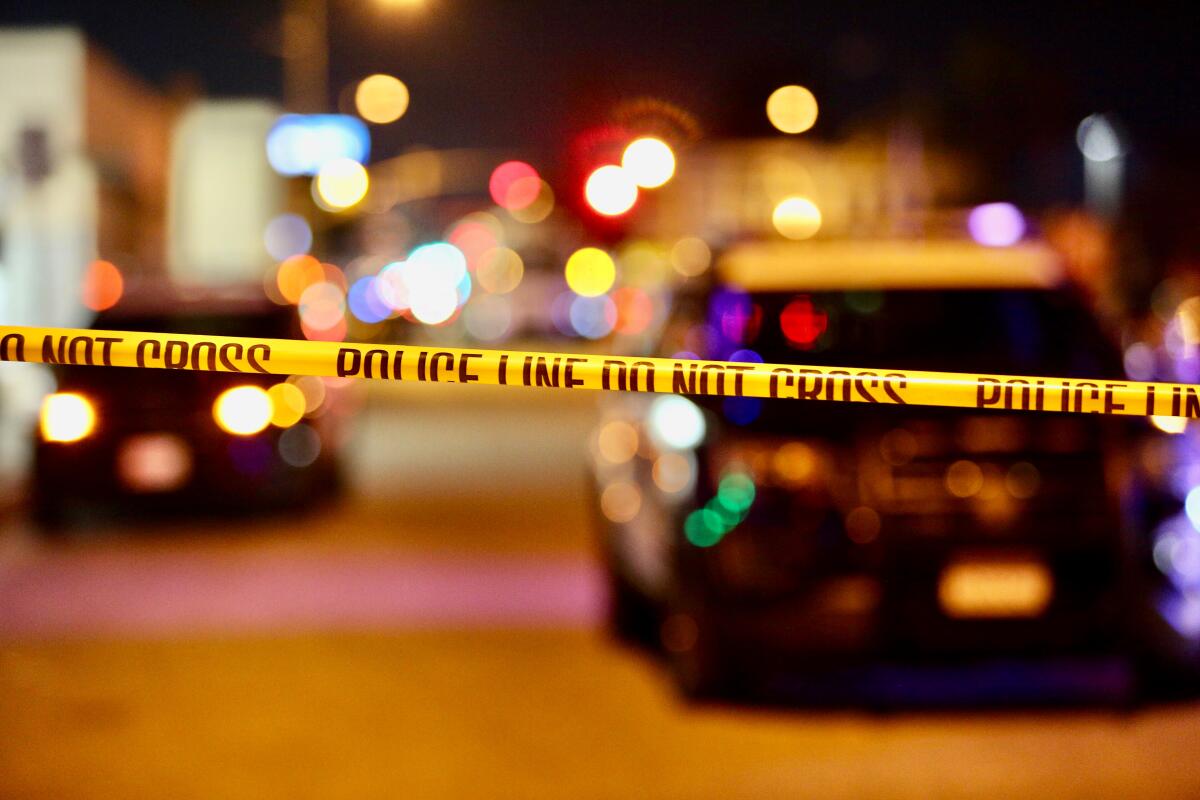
[685,287,1122,379]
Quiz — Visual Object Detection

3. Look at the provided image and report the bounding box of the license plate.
[117,433,192,492]
[938,554,1053,618]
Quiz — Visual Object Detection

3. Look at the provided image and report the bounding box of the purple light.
[968,202,1026,247]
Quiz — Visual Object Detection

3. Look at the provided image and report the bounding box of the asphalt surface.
[2,383,1199,799]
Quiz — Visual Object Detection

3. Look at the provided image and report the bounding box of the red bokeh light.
[489,161,540,210]
[81,259,124,311]
[780,296,828,348]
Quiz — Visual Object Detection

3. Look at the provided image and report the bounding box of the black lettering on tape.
[564,357,586,388]
[854,371,879,403]
[602,360,626,390]
[534,356,560,388]
[429,352,454,382]
[1104,383,1126,415]
[337,348,361,377]
[165,340,188,369]
[883,373,907,404]
[191,341,218,372]
[362,349,389,379]
[459,353,481,383]
[976,378,1001,408]
[95,337,120,367]
[825,370,853,403]
[68,336,93,366]
[1186,388,1200,419]
[673,362,697,394]
[136,339,160,368]
[769,367,792,399]
[247,343,270,373]
[797,369,823,400]
[725,364,751,396]
[699,364,725,396]
[219,342,243,372]
[1073,382,1100,413]
[43,335,65,365]
[0,333,24,362]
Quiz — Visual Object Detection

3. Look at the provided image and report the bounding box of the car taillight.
[40,392,96,443]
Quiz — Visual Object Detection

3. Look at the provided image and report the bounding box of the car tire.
[607,571,660,648]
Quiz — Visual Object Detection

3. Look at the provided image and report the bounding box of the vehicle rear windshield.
[691,287,1122,379]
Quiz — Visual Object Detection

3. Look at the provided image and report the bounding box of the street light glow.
[314,158,370,210]
[621,137,675,188]
[772,196,822,239]
[766,85,818,134]
[584,165,638,216]
[355,74,410,124]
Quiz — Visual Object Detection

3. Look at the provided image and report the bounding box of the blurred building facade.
[0,27,173,481]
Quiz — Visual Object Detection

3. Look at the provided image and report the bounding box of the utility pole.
[282,0,329,113]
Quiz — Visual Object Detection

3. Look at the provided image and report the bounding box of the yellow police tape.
[1,324,1197,419]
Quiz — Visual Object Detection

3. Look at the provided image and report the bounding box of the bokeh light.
[40,392,95,443]
[347,276,392,323]
[298,281,347,331]
[967,202,1026,247]
[780,295,828,348]
[597,420,639,464]
[266,114,370,176]
[506,179,555,223]
[584,165,638,216]
[279,423,322,468]
[669,237,711,277]
[621,137,675,188]
[489,161,541,210]
[476,247,524,294]
[565,247,616,297]
[945,459,985,498]
[213,386,273,436]
[618,240,670,287]
[355,73,410,124]
[600,481,642,524]
[463,294,513,341]
[648,396,705,450]
[772,196,822,239]
[612,287,654,335]
[447,212,502,270]
[1151,415,1188,435]
[1077,114,1124,162]
[263,213,312,261]
[81,259,123,311]
[267,382,307,428]
[569,294,618,339]
[766,85,818,134]
[652,453,693,494]
[286,374,326,415]
[314,157,370,210]
[410,283,459,324]
[276,255,324,304]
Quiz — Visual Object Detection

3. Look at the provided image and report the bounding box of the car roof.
[715,239,1063,292]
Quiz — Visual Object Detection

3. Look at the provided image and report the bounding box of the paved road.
[2,384,1199,798]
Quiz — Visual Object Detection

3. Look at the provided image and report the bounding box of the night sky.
[2,1,1198,208]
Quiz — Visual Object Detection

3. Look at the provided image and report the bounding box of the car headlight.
[213,385,272,436]
[40,392,97,443]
